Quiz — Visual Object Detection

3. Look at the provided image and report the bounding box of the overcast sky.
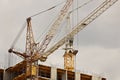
[0,0,120,80]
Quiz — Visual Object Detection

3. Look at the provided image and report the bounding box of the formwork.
[0,69,4,80]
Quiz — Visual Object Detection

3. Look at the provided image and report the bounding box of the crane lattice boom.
[37,0,73,53]
[38,0,118,60]
[8,0,74,60]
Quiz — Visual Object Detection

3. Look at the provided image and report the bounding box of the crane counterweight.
[8,48,13,53]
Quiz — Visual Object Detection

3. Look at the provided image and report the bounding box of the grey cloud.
[0,0,120,80]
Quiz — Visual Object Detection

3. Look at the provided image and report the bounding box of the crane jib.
[42,0,118,58]
[37,0,74,53]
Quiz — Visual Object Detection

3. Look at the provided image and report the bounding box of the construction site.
[0,0,119,80]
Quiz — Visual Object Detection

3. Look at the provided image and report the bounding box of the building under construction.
[0,60,106,80]
[0,0,118,80]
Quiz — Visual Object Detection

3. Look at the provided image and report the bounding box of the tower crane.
[8,0,118,79]
[31,0,118,70]
[8,0,74,79]
[9,0,74,60]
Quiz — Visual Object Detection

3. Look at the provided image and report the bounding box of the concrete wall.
[50,67,103,80]
[75,72,80,80]
[92,75,102,80]
[51,67,57,80]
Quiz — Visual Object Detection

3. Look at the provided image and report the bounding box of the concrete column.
[92,75,102,80]
[3,70,5,80]
[51,67,57,80]
[4,71,10,80]
[62,70,67,80]
[75,72,80,80]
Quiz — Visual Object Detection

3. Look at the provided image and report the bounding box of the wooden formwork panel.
[81,74,92,80]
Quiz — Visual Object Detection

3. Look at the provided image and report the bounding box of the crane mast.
[63,14,78,71]
[25,18,38,80]
[26,17,35,56]
[63,36,78,71]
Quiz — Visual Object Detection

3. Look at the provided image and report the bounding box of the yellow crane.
[9,0,74,79]
[8,0,118,79]
[36,0,118,71]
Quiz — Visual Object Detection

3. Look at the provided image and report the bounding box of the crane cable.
[30,1,66,18]
[66,0,94,32]
[43,0,94,48]
[65,0,94,43]
[69,0,94,14]
[65,0,94,39]
[10,22,26,49]
[10,0,93,49]
[10,1,66,49]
